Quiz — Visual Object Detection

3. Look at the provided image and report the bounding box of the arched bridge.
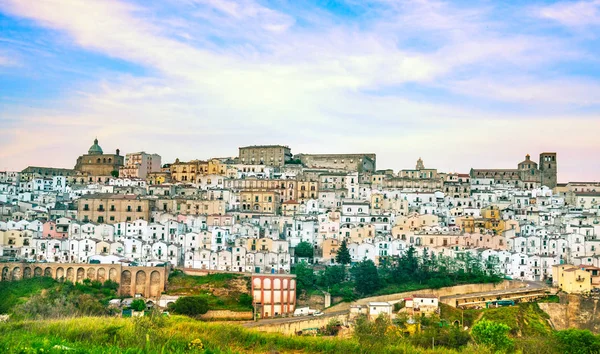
[0,262,169,299]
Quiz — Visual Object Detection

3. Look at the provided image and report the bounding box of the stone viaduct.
[244,313,350,336]
[0,262,168,299]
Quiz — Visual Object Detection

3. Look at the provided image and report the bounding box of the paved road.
[243,310,348,327]
[441,280,549,300]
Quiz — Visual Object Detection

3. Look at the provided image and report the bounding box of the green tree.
[394,245,419,282]
[171,296,209,317]
[295,241,314,259]
[471,319,514,353]
[335,239,351,265]
[292,261,315,292]
[318,265,345,288]
[110,170,119,178]
[554,329,600,354]
[130,299,146,311]
[351,259,380,295]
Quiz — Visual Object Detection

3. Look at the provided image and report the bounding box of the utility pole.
[253,299,258,322]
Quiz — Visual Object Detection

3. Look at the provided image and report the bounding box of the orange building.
[252,274,296,318]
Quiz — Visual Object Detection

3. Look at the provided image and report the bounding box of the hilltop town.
[1,140,600,317]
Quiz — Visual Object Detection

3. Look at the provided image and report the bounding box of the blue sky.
[0,0,599,181]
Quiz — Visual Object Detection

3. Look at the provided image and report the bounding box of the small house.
[367,302,393,320]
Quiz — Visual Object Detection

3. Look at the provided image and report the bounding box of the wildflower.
[187,338,204,351]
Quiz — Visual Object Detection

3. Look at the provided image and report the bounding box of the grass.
[537,295,560,303]
[0,277,119,318]
[0,316,494,354]
[479,303,552,337]
[0,277,57,314]
[166,271,252,312]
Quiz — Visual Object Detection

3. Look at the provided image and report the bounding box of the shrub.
[353,314,391,352]
[323,319,342,336]
[130,299,146,312]
[554,329,600,354]
[471,319,514,353]
[238,293,253,309]
[171,297,209,317]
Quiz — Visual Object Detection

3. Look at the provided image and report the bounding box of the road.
[441,280,550,301]
[245,281,550,327]
[243,310,348,327]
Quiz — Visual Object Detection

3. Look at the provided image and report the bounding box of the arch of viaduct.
[0,262,168,298]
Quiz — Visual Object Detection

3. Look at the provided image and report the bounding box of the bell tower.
[539,152,557,189]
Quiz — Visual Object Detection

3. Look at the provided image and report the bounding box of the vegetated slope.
[439,302,552,337]
[0,316,493,354]
[0,277,57,314]
[479,303,552,337]
[166,270,252,311]
[0,277,119,318]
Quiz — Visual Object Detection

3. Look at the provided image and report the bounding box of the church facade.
[74,139,124,176]
[470,153,557,189]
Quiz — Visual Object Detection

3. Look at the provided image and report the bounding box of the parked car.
[313,311,324,317]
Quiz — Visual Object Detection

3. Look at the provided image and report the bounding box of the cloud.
[537,0,600,27]
[447,77,600,105]
[0,0,599,182]
[0,51,18,66]
[199,0,295,32]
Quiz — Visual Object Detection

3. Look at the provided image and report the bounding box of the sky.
[0,0,599,182]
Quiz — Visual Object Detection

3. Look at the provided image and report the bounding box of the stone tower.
[539,152,557,189]
[416,157,425,170]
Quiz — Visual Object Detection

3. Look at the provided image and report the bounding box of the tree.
[295,241,314,259]
[554,329,600,354]
[130,299,146,311]
[110,170,119,178]
[318,265,345,288]
[292,261,315,292]
[351,259,380,295]
[335,239,351,265]
[471,319,514,352]
[171,296,209,317]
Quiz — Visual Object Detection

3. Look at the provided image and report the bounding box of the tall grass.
[0,316,493,354]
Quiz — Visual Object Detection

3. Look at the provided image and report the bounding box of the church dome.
[88,138,103,155]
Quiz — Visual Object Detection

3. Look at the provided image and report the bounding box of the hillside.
[440,303,553,336]
[166,271,252,312]
[0,277,119,319]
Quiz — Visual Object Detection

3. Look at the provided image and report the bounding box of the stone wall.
[248,313,349,335]
[199,310,253,321]
[324,280,525,313]
[295,153,376,172]
[297,293,326,310]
